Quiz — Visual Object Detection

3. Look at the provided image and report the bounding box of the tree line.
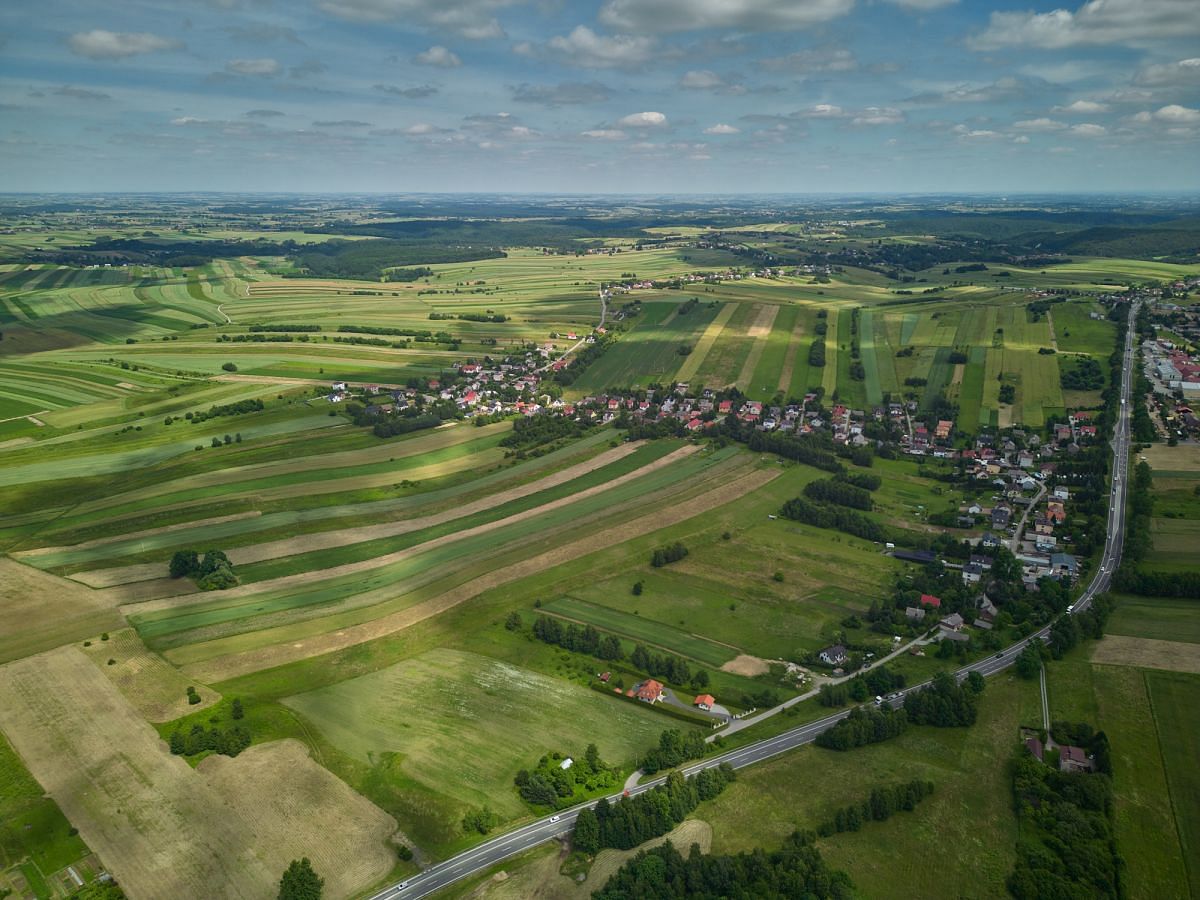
[515,744,616,809]
[640,727,708,776]
[531,616,624,660]
[572,766,735,854]
[815,706,907,751]
[168,549,238,591]
[650,542,689,567]
[781,495,885,543]
[592,830,854,900]
[816,779,933,836]
[903,671,984,727]
[803,477,874,510]
[501,413,587,449]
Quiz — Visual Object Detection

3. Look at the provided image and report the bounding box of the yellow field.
[1141,443,1200,472]
[0,647,398,899]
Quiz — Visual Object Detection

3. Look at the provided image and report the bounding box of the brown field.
[461,820,712,900]
[721,654,771,677]
[0,647,397,900]
[81,628,221,722]
[776,312,808,393]
[181,465,780,682]
[1090,635,1200,673]
[1141,443,1200,472]
[0,558,124,663]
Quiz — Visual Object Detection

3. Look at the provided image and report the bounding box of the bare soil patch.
[950,363,965,386]
[720,654,771,677]
[1090,635,1200,674]
[0,558,123,663]
[0,648,396,900]
[184,466,780,682]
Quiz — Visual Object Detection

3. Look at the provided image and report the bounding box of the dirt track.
[182,465,780,683]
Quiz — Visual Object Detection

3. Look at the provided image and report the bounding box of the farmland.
[1,198,1196,898]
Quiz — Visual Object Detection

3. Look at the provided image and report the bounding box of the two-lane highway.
[369,301,1139,900]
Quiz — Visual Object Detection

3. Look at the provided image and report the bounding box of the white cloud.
[970,0,1200,50]
[170,116,207,126]
[1013,135,1031,143]
[581,128,627,140]
[760,47,857,73]
[546,26,656,69]
[957,128,1003,140]
[1014,117,1066,131]
[68,29,179,60]
[617,111,668,128]
[598,0,855,33]
[1053,99,1109,114]
[315,0,515,39]
[415,46,461,67]
[852,107,905,126]
[1153,103,1200,123]
[704,123,740,134]
[225,58,280,76]
[1069,122,1107,137]
[799,103,846,118]
[1135,57,1200,86]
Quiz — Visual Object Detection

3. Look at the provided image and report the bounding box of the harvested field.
[1090,635,1200,674]
[181,465,780,682]
[1143,442,1200,474]
[80,628,220,722]
[0,648,397,900]
[720,654,771,677]
[0,558,123,663]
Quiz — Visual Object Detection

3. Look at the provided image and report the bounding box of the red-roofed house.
[685,418,703,431]
[694,694,715,711]
[920,594,942,608]
[718,400,733,414]
[635,679,665,703]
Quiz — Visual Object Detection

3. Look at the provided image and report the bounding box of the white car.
[549,815,561,824]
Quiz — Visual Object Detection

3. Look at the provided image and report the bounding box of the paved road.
[368,302,1138,900]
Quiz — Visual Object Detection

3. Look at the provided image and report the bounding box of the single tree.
[278,858,323,900]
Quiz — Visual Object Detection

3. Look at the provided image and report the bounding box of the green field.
[1107,594,1200,644]
[0,730,90,876]
[283,648,690,820]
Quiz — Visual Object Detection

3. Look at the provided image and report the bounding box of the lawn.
[1106,594,1200,644]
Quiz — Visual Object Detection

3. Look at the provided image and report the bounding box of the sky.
[1,0,1198,193]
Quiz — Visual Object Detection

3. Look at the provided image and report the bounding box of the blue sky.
[1,0,1198,192]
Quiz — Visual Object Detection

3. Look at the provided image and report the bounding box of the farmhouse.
[693,694,715,711]
[818,645,848,666]
[634,679,665,704]
[919,593,942,609]
[1059,745,1094,773]
[905,606,926,622]
[940,612,965,632]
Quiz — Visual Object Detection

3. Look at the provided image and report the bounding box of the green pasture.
[0,730,90,875]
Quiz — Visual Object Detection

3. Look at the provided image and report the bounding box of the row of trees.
[500,413,587,449]
[631,644,710,692]
[815,706,907,751]
[593,831,853,900]
[640,728,708,776]
[803,478,874,510]
[809,339,827,367]
[531,616,624,660]
[572,767,735,854]
[780,495,885,542]
[816,779,934,836]
[168,722,251,757]
[904,671,984,727]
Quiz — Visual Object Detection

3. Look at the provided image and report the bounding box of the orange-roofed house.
[635,679,665,703]
[694,694,715,711]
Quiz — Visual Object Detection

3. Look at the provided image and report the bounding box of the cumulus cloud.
[680,70,724,89]
[511,82,612,106]
[1069,122,1107,136]
[1013,117,1066,131]
[315,0,514,39]
[852,107,904,126]
[799,103,847,118]
[970,0,1200,50]
[545,26,656,69]
[1053,99,1109,113]
[68,29,180,60]
[374,83,440,99]
[225,58,280,76]
[617,111,668,128]
[1134,57,1200,86]
[954,126,1003,140]
[598,0,855,33]
[704,123,740,134]
[760,47,857,73]
[581,128,627,140]
[415,45,461,67]
[1151,103,1200,123]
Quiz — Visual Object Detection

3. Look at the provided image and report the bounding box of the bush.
[221,362,238,372]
